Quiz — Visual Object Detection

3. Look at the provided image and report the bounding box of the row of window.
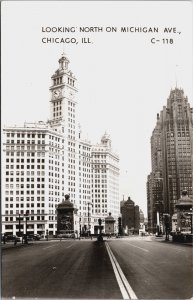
[6,165,45,170]
[6,152,45,157]
[5,197,45,201]
[6,133,46,138]
[5,184,45,188]
[5,190,45,195]
[6,140,45,144]
[6,158,45,163]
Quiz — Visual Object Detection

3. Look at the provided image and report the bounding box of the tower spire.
[175,64,179,88]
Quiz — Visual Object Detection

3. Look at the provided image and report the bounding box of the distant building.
[120,196,140,234]
[139,209,145,223]
[147,88,193,232]
[91,133,120,234]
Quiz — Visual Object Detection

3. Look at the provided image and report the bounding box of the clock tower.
[49,53,79,206]
[49,53,77,131]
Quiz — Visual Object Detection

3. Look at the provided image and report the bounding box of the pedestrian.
[14,239,17,246]
[3,235,6,244]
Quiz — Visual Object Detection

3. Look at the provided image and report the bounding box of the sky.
[2,1,192,216]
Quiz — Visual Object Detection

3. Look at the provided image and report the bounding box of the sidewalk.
[1,237,97,249]
[154,236,193,247]
[1,241,34,250]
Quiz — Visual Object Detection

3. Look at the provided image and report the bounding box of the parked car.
[28,234,41,240]
[57,233,75,238]
[22,234,34,242]
[4,235,21,242]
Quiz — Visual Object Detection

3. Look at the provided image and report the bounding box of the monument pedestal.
[57,195,78,237]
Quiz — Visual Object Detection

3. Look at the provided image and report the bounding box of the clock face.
[53,89,61,99]
[69,91,74,99]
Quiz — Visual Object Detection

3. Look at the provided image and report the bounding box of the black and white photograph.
[1,1,193,299]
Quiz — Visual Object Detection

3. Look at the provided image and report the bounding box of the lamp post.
[79,215,81,238]
[188,208,193,234]
[16,213,23,237]
[97,218,103,241]
[87,202,92,236]
[163,213,170,241]
[24,211,29,244]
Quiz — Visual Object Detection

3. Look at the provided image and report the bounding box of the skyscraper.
[147,88,193,232]
[48,54,79,205]
[2,54,120,236]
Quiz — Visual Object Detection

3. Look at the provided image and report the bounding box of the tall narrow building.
[48,54,79,205]
[91,133,120,234]
[147,88,193,232]
[2,53,79,236]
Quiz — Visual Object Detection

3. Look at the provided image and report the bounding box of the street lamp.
[79,214,81,238]
[188,208,193,234]
[97,218,103,241]
[24,210,29,243]
[16,213,23,237]
[87,202,92,236]
[163,213,170,241]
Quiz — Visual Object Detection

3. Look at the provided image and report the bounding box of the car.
[33,234,41,240]
[4,235,21,242]
[155,233,163,237]
[28,234,41,240]
[22,235,34,242]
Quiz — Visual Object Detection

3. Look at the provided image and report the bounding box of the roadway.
[2,236,193,299]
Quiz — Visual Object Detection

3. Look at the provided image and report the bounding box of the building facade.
[147,88,193,232]
[2,122,65,236]
[48,54,79,206]
[91,133,120,234]
[120,196,140,234]
[78,137,92,235]
[2,54,120,236]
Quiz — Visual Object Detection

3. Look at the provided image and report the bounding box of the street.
[2,237,193,299]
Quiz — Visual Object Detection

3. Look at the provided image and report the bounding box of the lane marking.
[126,242,149,253]
[105,242,138,300]
[66,244,73,248]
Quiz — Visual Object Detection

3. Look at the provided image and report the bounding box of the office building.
[2,54,120,236]
[91,133,120,234]
[147,88,193,232]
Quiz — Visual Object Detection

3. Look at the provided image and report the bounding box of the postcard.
[1,1,192,300]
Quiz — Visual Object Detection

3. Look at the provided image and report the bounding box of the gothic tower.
[147,88,193,232]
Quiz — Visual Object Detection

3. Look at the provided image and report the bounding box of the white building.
[2,54,120,236]
[91,133,120,234]
[48,54,79,206]
[2,122,65,236]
